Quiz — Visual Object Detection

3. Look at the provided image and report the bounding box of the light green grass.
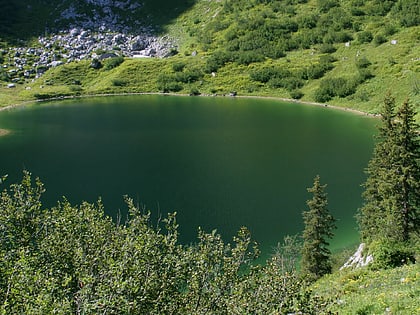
[313,263,420,314]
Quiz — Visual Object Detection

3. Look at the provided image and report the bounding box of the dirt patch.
[0,129,11,136]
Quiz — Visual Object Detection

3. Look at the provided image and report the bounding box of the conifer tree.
[358,94,419,243]
[301,175,336,281]
[394,99,420,240]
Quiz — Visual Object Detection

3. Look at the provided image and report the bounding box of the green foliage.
[314,77,358,102]
[0,172,334,313]
[373,33,387,46]
[103,56,124,70]
[172,61,186,72]
[313,263,420,314]
[1,0,419,117]
[204,50,233,73]
[358,95,420,252]
[369,240,416,269]
[319,43,337,54]
[301,175,336,282]
[157,73,183,92]
[391,0,420,27]
[290,89,304,99]
[111,78,128,86]
[357,31,373,44]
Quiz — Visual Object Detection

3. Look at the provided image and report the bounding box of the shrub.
[290,89,304,99]
[234,51,265,65]
[357,31,373,44]
[369,240,415,270]
[319,43,336,53]
[157,74,183,92]
[103,56,124,70]
[172,62,186,72]
[355,56,372,69]
[205,50,233,73]
[69,85,82,92]
[373,34,387,46]
[111,78,128,86]
[357,69,375,82]
[250,67,291,84]
[314,77,358,101]
[189,88,200,96]
[175,69,203,83]
[283,77,304,91]
[317,0,339,13]
[314,88,332,103]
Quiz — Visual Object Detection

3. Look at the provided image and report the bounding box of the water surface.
[0,95,376,259]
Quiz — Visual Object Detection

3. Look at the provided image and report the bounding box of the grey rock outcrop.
[0,0,178,82]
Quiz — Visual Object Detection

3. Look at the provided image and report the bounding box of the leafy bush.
[172,62,186,72]
[357,31,373,43]
[314,77,357,102]
[366,0,396,16]
[189,87,200,96]
[103,56,124,70]
[111,78,128,86]
[175,68,203,83]
[357,68,375,82]
[157,74,183,92]
[355,56,372,69]
[290,89,304,99]
[373,34,387,46]
[250,66,291,83]
[392,0,420,26]
[317,0,339,13]
[234,51,265,65]
[324,30,353,43]
[69,85,82,92]
[0,173,333,314]
[205,50,233,73]
[369,241,416,270]
[319,43,337,53]
[283,77,304,91]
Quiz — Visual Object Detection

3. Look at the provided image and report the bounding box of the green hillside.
[0,0,418,116]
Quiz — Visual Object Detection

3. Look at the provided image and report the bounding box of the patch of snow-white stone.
[340,243,373,270]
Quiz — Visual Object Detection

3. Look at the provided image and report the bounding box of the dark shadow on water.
[0,0,197,42]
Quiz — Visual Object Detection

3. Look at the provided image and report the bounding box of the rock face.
[340,243,374,270]
[0,0,178,83]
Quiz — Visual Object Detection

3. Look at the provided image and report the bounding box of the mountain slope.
[0,0,419,116]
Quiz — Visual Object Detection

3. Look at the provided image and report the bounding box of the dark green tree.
[358,94,419,244]
[300,175,336,281]
[394,99,420,240]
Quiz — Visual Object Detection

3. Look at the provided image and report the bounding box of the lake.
[0,95,376,259]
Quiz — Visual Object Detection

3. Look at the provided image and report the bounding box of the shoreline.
[0,128,11,136]
[0,92,379,118]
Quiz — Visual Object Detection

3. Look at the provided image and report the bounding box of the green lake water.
[0,95,377,259]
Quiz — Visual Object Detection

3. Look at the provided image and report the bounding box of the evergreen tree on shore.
[358,94,419,244]
[301,175,336,281]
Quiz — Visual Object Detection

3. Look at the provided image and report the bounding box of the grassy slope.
[1,0,419,117]
[314,263,420,314]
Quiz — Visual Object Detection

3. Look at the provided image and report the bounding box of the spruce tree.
[358,95,419,244]
[394,99,420,240]
[301,175,336,281]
